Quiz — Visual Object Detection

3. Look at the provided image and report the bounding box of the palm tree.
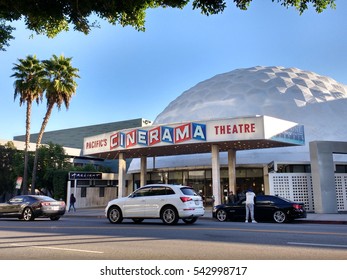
[12,55,45,194]
[31,55,80,193]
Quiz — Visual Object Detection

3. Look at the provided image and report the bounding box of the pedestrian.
[69,193,76,212]
[199,190,206,203]
[245,188,257,223]
[228,191,235,204]
[237,189,246,201]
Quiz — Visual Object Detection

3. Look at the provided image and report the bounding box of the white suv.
[105,184,205,225]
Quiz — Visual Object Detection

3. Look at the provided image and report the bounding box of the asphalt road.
[0,216,346,260]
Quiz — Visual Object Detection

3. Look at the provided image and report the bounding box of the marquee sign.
[83,116,304,156]
[69,172,102,180]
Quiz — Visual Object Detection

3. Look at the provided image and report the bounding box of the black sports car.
[213,195,306,223]
[0,195,66,221]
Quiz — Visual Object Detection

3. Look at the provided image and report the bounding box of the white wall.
[269,173,347,212]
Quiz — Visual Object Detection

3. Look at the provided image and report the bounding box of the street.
[0,216,346,260]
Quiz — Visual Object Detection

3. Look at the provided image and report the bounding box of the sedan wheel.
[273,210,286,223]
[182,217,198,224]
[216,209,227,222]
[161,206,179,225]
[107,206,123,224]
[22,207,34,221]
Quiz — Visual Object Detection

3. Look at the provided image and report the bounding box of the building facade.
[9,66,347,213]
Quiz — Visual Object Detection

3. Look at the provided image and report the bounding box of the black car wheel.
[132,218,144,224]
[107,206,123,224]
[22,207,34,221]
[50,216,61,221]
[273,210,286,223]
[182,217,198,224]
[161,206,179,225]
[216,209,227,222]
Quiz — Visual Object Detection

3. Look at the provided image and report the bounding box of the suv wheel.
[161,206,179,225]
[182,217,198,224]
[107,206,123,224]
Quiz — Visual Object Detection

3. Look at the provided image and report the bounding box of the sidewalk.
[65,207,347,224]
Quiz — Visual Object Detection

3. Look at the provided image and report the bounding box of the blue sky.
[0,1,346,140]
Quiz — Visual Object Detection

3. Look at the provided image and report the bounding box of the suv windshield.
[180,187,197,196]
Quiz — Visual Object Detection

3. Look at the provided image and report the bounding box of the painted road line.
[288,242,347,248]
[10,243,104,254]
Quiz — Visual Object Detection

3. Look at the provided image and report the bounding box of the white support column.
[140,156,147,187]
[118,153,126,198]
[183,171,187,185]
[74,179,77,198]
[73,179,77,208]
[211,144,221,206]
[309,141,338,213]
[66,181,71,210]
[228,149,236,194]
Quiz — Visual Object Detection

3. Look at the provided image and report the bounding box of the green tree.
[0,141,36,200]
[0,142,18,199]
[11,55,45,194]
[52,170,69,201]
[31,55,80,193]
[0,19,14,51]
[35,142,72,196]
[0,0,336,50]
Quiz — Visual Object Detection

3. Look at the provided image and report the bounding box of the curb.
[296,220,347,225]
[64,213,347,224]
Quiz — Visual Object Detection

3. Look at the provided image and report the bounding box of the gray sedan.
[0,195,66,221]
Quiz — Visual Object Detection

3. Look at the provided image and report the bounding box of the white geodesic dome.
[130,66,347,171]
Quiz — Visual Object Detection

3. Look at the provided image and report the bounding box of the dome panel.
[128,66,347,173]
[154,66,347,147]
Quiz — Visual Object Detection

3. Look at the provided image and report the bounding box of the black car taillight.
[293,204,302,210]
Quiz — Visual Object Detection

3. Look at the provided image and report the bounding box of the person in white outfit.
[245,188,257,223]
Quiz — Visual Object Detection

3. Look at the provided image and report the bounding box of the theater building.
[13,66,347,213]
[81,66,347,213]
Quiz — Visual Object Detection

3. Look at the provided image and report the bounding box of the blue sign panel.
[270,125,305,145]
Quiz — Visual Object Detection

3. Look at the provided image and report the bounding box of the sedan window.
[256,200,273,205]
[9,197,23,203]
[38,196,56,202]
[255,196,273,205]
[268,196,284,204]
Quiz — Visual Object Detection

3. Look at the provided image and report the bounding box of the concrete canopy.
[83,115,303,159]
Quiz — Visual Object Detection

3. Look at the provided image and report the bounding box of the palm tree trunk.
[31,103,54,193]
[22,101,32,195]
